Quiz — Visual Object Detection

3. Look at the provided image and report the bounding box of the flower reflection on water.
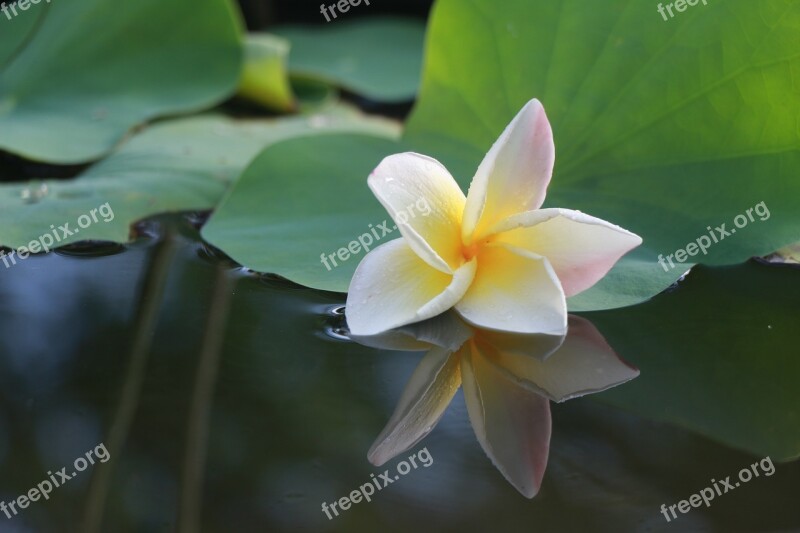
[351,312,640,497]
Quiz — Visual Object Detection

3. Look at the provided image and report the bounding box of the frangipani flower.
[346,99,642,336]
[351,312,639,498]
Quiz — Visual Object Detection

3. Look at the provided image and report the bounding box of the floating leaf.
[405,0,800,310]
[276,17,425,102]
[202,134,405,290]
[0,109,400,249]
[0,0,242,163]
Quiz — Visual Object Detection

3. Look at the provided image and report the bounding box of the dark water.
[0,214,797,532]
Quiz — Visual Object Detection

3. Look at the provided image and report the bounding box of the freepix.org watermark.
[320,0,370,22]
[660,456,775,523]
[657,201,770,272]
[657,0,709,22]
[321,447,433,521]
[1,443,110,521]
[320,197,431,271]
[1,202,115,270]
[1,0,53,22]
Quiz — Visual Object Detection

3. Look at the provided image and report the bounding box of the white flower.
[346,99,642,336]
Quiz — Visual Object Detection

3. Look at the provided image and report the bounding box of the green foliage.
[0,0,242,163]
[276,17,425,102]
[0,109,399,248]
[202,134,405,290]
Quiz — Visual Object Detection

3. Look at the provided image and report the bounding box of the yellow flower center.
[462,242,480,261]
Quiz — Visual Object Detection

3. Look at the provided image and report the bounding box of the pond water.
[0,213,797,532]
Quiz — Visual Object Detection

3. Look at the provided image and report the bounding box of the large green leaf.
[0,109,400,249]
[405,0,800,309]
[0,1,44,67]
[0,0,242,163]
[202,134,404,290]
[275,17,425,102]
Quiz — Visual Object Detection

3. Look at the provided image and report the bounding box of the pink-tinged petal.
[368,347,461,466]
[455,243,567,335]
[482,315,640,402]
[493,208,643,297]
[346,239,476,336]
[462,340,551,498]
[369,152,466,273]
[462,99,555,244]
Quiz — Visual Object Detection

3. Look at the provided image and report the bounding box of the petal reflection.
[462,340,551,498]
[480,315,639,402]
[367,347,461,467]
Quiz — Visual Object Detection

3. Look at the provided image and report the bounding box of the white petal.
[483,315,640,402]
[462,99,555,244]
[346,239,476,336]
[493,208,643,297]
[462,341,551,498]
[455,243,567,335]
[351,311,474,353]
[369,153,466,273]
[368,347,461,466]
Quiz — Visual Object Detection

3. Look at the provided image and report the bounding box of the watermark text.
[321,447,433,520]
[658,201,769,272]
[660,456,775,523]
[657,0,709,22]
[320,197,431,271]
[320,0,370,22]
[1,443,110,520]
[1,202,115,270]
